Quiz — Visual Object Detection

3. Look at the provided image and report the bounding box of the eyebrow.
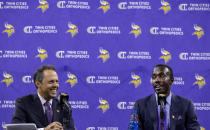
[48,80,58,82]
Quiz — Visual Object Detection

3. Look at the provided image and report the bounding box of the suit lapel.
[52,99,61,122]
[32,94,48,126]
[148,94,158,130]
[170,94,181,130]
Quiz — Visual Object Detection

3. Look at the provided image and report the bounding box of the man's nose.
[155,76,161,83]
[52,82,59,86]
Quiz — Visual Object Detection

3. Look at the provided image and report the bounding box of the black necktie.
[158,96,166,130]
[160,105,165,130]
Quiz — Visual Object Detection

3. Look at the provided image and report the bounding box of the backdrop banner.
[0,0,209,129]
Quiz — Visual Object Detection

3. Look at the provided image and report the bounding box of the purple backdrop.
[0,0,210,129]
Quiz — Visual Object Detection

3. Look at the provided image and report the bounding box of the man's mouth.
[154,84,161,90]
[154,85,165,93]
[155,87,161,91]
[50,87,57,93]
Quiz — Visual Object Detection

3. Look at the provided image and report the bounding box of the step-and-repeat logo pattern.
[0,0,209,129]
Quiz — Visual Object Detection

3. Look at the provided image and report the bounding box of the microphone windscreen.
[58,93,69,105]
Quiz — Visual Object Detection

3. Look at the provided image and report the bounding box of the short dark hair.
[33,65,56,88]
[154,64,174,81]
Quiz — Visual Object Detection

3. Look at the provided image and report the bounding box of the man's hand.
[44,122,63,130]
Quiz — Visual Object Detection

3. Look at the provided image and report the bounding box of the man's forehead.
[152,66,170,74]
[43,70,57,77]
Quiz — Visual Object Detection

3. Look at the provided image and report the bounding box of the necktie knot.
[44,101,50,107]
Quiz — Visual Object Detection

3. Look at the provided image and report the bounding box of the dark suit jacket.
[133,94,200,130]
[11,94,75,130]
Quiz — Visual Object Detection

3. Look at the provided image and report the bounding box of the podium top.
[2,123,37,130]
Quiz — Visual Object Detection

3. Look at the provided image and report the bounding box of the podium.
[2,123,37,130]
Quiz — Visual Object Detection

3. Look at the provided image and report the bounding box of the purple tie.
[44,101,53,124]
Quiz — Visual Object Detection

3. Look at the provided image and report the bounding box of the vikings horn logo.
[97,47,110,63]
[159,48,171,64]
[37,0,49,13]
[193,74,205,89]
[200,127,205,130]
[1,72,13,87]
[129,72,141,88]
[192,24,204,40]
[98,0,110,13]
[2,22,15,37]
[66,22,78,37]
[130,23,142,38]
[66,72,78,87]
[159,0,171,14]
[97,98,109,113]
[36,47,48,62]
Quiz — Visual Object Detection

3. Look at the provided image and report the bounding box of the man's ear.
[35,80,41,88]
[170,77,174,84]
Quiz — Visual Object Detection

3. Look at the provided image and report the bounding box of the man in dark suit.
[11,65,75,130]
[130,64,200,130]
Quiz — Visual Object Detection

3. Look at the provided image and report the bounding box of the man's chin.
[50,93,57,98]
[156,91,167,96]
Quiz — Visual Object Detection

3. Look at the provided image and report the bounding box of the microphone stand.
[58,93,75,130]
[62,102,71,130]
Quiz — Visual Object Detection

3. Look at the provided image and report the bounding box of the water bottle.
[128,110,138,130]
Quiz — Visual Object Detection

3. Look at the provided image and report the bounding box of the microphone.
[58,93,72,129]
[58,93,70,108]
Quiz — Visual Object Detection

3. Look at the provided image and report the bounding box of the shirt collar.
[37,92,53,106]
[155,92,172,106]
